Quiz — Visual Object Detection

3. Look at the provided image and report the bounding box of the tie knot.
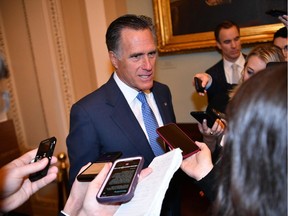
[137,92,147,104]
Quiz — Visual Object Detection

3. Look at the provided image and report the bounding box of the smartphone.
[190,111,218,128]
[77,151,122,182]
[266,9,287,17]
[194,77,205,93]
[96,151,122,162]
[96,156,144,203]
[29,137,57,182]
[77,162,107,182]
[156,123,200,158]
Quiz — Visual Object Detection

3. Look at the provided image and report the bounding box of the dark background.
[170,0,287,35]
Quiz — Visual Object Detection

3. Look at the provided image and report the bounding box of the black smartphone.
[29,137,57,182]
[266,9,287,17]
[77,151,122,182]
[96,156,144,203]
[212,108,226,120]
[77,162,107,182]
[194,77,205,93]
[96,151,122,162]
[156,123,200,158]
[190,111,218,128]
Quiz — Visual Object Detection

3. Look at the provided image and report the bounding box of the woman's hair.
[215,63,287,215]
[245,44,285,66]
[229,44,285,98]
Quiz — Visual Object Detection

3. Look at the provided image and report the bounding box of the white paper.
[114,148,183,216]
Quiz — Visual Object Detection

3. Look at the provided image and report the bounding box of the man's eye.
[131,55,141,60]
[234,37,240,42]
[148,52,156,58]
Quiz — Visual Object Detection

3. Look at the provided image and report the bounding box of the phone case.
[156,123,200,158]
[96,156,144,204]
[190,111,217,128]
[29,137,56,182]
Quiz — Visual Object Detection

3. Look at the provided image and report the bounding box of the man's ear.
[109,51,118,69]
[216,41,222,51]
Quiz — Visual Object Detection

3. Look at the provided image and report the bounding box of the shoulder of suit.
[206,59,224,74]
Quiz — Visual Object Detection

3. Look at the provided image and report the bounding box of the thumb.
[18,158,49,178]
[194,141,207,150]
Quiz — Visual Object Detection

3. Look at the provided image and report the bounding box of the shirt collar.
[113,72,139,105]
[223,53,245,69]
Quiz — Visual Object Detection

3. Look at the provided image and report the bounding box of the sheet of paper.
[114,148,183,216]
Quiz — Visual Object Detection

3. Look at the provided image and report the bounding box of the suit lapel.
[104,77,155,161]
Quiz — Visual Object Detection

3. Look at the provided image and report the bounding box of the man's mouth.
[139,74,152,79]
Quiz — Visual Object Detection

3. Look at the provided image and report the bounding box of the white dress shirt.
[223,53,245,84]
[113,72,164,140]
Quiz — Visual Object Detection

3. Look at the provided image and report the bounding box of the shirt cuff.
[60,210,70,216]
[205,74,213,89]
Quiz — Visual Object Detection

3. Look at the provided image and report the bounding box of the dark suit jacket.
[205,59,238,114]
[67,74,176,185]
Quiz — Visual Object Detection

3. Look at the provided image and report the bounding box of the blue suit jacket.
[67,74,176,184]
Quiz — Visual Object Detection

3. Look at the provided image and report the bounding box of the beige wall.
[0,0,257,157]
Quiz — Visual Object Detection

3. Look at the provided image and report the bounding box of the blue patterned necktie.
[137,92,164,156]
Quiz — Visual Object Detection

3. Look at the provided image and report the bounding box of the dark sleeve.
[195,167,217,202]
[66,103,100,187]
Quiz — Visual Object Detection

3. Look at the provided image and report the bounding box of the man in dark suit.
[194,20,246,114]
[67,14,179,215]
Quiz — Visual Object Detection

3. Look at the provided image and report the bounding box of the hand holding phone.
[194,77,205,93]
[156,123,200,158]
[29,137,56,182]
[96,156,144,203]
[190,111,218,128]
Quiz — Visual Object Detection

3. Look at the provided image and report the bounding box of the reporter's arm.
[181,141,213,181]
[0,149,58,212]
[62,163,153,216]
[193,73,213,96]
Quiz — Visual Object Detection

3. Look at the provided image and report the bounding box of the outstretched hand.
[0,148,58,212]
[181,141,213,181]
[63,162,153,216]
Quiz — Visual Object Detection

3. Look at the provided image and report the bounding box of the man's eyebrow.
[129,52,144,57]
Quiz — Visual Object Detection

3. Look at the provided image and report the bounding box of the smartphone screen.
[97,157,144,203]
[100,159,140,196]
[156,123,200,158]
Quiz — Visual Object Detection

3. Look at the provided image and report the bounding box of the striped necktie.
[137,92,164,156]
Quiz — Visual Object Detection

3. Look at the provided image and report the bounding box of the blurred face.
[243,55,266,81]
[273,37,288,61]
[110,28,157,92]
[216,26,242,62]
